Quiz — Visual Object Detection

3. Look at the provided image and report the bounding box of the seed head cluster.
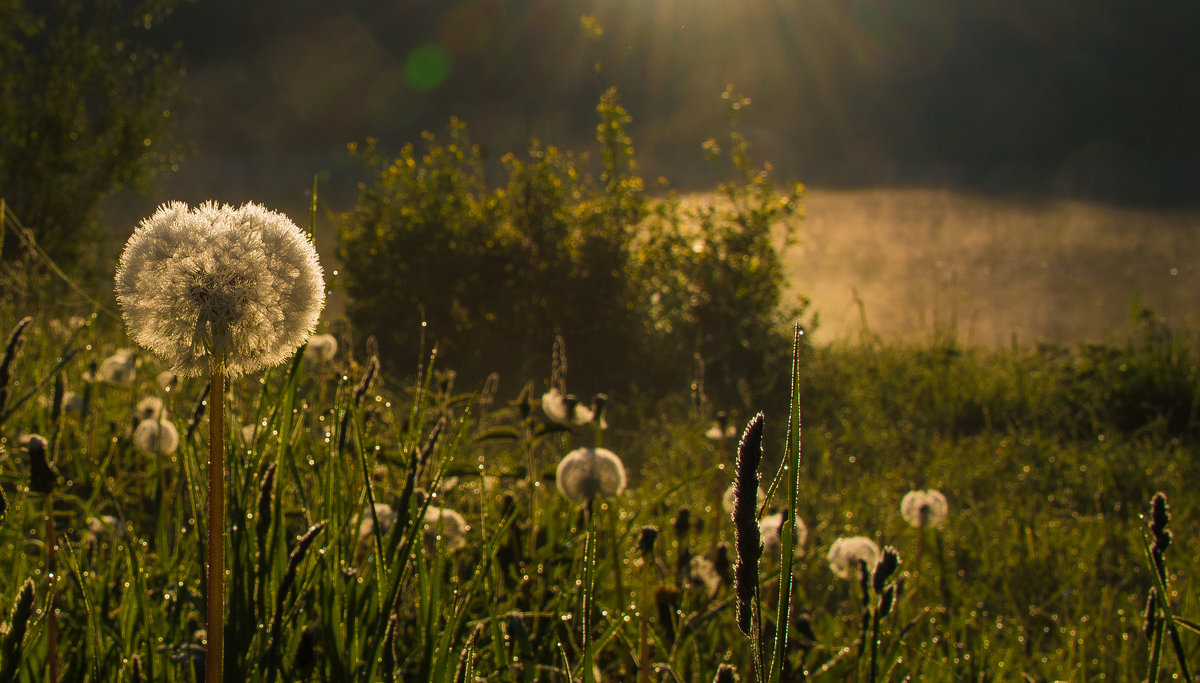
[555,447,627,502]
[827,536,882,580]
[900,489,949,528]
[115,201,325,377]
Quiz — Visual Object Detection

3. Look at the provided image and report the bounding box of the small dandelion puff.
[135,396,165,423]
[303,334,338,363]
[47,319,71,340]
[541,388,594,426]
[85,515,125,544]
[62,392,84,416]
[827,536,881,580]
[761,510,808,558]
[900,489,949,528]
[157,370,179,392]
[115,201,325,377]
[98,349,137,385]
[133,418,180,455]
[358,503,397,542]
[723,482,766,516]
[422,505,468,553]
[713,663,739,683]
[689,554,721,597]
[554,447,626,502]
[705,411,737,440]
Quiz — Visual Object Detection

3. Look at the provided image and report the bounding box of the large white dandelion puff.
[555,447,627,502]
[115,201,325,377]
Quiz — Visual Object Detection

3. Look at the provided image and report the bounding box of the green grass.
[0,270,1197,682]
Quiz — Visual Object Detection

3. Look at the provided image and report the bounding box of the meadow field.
[786,188,1200,348]
[0,184,1197,682]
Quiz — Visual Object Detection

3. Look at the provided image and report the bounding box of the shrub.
[0,0,186,269]
[337,87,807,407]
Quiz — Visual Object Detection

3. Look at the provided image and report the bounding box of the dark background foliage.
[148,0,1200,211]
[336,89,807,408]
[0,0,185,267]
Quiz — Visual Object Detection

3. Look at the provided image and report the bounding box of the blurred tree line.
[0,0,185,269]
[337,88,809,408]
[161,0,1200,205]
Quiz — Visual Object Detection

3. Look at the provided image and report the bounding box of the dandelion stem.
[637,559,651,683]
[206,357,226,683]
[606,503,624,611]
[582,498,597,683]
[912,529,925,603]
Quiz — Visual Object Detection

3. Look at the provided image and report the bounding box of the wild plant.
[1141,492,1196,682]
[114,200,325,682]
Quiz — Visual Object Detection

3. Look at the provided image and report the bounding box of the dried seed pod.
[24,435,59,495]
[637,526,659,556]
[732,412,764,637]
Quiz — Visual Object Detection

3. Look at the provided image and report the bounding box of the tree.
[0,0,186,268]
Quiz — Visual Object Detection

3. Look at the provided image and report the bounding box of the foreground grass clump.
[0,263,1198,681]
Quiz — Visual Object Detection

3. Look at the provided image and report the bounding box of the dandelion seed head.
[723,482,766,515]
[688,554,721,597]
[135,396,165,423]
[85,515,124,543]
[62,391,84,416]
[827,536,881,580]
[422,505,468,553]
[541,388,594,426]
[760,511,808,558]
[304,333,338,363]
[96,349,137,384]
[157,370,179,391]
[705,412,738,440]
[133,418,179,455]
[358,503,397,541]
[115,201,325,377]
[900,489,949,528]
[555,447,626,502]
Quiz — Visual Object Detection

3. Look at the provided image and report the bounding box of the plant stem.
[637,559,650,683]
[207,358,226,683]
[44,495,58,683]
[606,503,624,610]
[582,498,597,683]
[1146,617,1164,683]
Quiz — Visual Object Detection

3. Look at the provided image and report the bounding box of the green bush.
[337,87,807,407]
[0,0,185,269]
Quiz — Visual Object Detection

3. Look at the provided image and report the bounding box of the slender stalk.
[44,496,58,683]
[710,435,727,551]
[868,606,882,683]
[582,498,597,683]
[606,504,624,610]
[206,357,226,683]
[912,529,926,602]
[1146,617,1164,683]
[637,560,651,683]
[524,424,540,565]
